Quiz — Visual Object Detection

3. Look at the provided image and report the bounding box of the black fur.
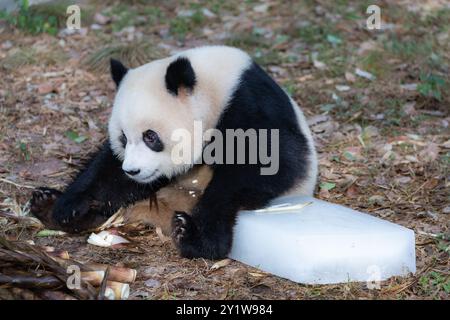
[165,57,196,95]
[34,140,170,233]
[143,129,164,152]
[110,59,128,87]
[172,62,310,259]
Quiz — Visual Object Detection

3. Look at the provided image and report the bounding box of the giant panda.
[30,45,318,260]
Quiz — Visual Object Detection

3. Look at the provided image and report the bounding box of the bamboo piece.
[10,287,40,300]
[104,281,130,300]
[0,274,63,289]
[97,267,110,300]
[46,249,70,260]
[0,288,15,300]
[0,236,136,300]
[81,271,105,287]
[43,251,136,285]
[0,236,97,300]
[104,288,115,300]
[85,263,136,283]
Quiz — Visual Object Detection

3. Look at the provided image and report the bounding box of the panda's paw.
[171,211,206,259]
[171,211,230,260]
[172,211,197,243]
[52,195,97,231]
[30,187,62,227]
[30,187,61,215]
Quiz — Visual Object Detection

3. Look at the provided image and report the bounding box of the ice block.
[229,195,416,285]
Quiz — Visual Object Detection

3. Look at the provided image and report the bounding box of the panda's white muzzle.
[122,143,160,184]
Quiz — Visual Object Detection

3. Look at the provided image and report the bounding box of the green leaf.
[326,34,342,45]
[36,229,66,237]
[331,155,340,163]
[320,182,336,191]
[19,142,27,152]
[275,34,289,45]
[18,141,30,161]
[21,0,30,12]
[65,130,87,143]
[419,275,429,288]
[343,151,356,161]
[418,73,446,101]
[443,282,450,294]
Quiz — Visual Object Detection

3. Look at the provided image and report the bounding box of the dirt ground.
[0,0,449,299]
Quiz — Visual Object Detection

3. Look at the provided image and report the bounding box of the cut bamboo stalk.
[10,287,40,300]
[41,246,55,252]
[46,249,70,260]
[0,236,97,300]
[0,288,15,300]
[81,271,105,287]
[46,255,136,284]
[86,263,136,283]
[104,287,115,300]
[97,267,110,300]
[105,281,130,300]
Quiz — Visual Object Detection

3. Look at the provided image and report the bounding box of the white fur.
[285,98,318,196]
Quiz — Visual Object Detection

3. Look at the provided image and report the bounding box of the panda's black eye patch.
[143,130,163,152]
[120,132,127,148]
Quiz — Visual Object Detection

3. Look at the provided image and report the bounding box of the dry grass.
[82,41,164,73]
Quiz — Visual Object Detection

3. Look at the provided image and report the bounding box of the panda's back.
[184,46,317,196]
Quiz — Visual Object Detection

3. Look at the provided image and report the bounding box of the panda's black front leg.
[172,167,275,260]
[172,189,239,260]
[171,170,231,259]
[31,140,170,233]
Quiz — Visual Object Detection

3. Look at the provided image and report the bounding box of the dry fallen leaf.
[402,102,416,115]
[395,176,412,184]
[155,227,171,243]
[357,40,379,55]
[211,258,232,271]
[345,71,356,82]
[419,143,440,163]
[355,68,375,80]
[423,177,439,190]
[319,188,331,199]
[312,52,327,70]
[94,13,111,25]
[248,272,267,278]
[441,140,450,149]
[345,184,359,198]
[37,82,56,95]
[368,195,386,206]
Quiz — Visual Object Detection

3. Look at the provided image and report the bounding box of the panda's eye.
[120,132,127,148]
[143,129,163,152]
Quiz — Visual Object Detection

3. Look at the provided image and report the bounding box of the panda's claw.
[175,227,185,241]
[29,187,62,228]
[30,188,60,213]
[171,211,196,244]
[172,212,187,240]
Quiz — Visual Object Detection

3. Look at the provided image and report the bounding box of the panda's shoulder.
[180,46,251,73]
[183,45,249,60]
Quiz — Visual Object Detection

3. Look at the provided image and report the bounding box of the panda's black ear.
[165,57,196,95]
[110,58,128,88]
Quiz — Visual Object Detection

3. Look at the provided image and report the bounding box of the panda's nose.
[124,169,140,176]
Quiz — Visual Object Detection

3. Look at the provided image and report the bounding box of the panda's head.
[107,56,202,184]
